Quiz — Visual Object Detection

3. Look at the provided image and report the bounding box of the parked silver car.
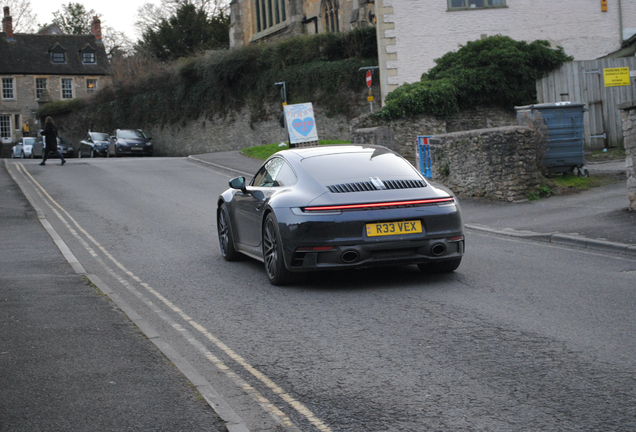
[11,137,37,158]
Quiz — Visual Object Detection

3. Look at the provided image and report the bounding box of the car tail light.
[303,197,454,212]
[448,235,464,242]
[295,246,334,252]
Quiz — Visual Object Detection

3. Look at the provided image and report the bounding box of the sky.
[28,0,157,41]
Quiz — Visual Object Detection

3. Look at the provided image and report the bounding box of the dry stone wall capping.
[428,126,541,202]
[618,100,636,211]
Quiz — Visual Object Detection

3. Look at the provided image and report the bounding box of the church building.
[229,0,376,47]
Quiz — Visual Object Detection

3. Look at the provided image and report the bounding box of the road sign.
[603,67,630,87]
[366,70,372,88]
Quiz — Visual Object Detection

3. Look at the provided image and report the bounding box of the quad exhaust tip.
[431,243,446,256]
[341,250,360,263]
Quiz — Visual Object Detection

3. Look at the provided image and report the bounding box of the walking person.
[39,116,65,166]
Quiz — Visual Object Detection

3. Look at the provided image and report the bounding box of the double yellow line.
[8,160,332,432]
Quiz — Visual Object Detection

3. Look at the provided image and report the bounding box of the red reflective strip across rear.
[303,197,454,211]
[296,247,334,252]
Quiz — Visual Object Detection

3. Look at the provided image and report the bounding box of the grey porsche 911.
[217,145,464,285]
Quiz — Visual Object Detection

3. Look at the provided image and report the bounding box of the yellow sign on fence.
[603,67,631,87]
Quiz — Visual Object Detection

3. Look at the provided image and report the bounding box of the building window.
[0,115,11,140]
[14,114,20,130]
[255,0,286,33]
[36,78,47,99]
[82,52,96,64]
[323,0,339,32]
[2,78,14,99]
[61,78,73,99]
[86,79,97,93]
[51,52,66,63]
[448,0,506,9]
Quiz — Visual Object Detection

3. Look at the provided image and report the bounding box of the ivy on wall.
[38,27,378,128]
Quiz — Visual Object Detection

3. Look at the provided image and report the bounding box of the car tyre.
[20,151,25,158]
[91,149,96,158]
[418,257,462,274]
[218,203,242,261]
[78,150,82,158]
[263,213,299,286]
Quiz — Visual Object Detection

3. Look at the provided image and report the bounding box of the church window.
[323,0,339,32]
[255,0,286,33]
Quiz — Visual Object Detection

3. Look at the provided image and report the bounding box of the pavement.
[2,152,635,431]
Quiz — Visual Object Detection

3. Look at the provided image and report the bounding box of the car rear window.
[119,130,146,139]
[300,151,421,184]
[92,133,109,141]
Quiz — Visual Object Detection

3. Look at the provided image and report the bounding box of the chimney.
[3,6,13,39]
[91,16,102,43]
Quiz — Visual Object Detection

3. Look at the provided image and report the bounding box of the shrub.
[377,35,573,121]
[377,78,459,120]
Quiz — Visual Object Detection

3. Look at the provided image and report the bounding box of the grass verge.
[240,140,351,160]
[528,172,624,200]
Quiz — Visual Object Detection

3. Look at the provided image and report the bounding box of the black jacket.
[41,123,58,149]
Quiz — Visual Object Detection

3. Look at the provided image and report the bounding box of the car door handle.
[255,204,263,211]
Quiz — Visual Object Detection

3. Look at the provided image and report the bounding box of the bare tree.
[101,25,134,57]
[4,0,38,33]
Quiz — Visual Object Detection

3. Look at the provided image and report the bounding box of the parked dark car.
[217,145,465,285]
[78,131,110,158]
[107,129,153,157]
[32,136,75,159]
[11,137,36,158]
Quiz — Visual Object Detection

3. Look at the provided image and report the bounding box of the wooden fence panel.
[536,58,636,149]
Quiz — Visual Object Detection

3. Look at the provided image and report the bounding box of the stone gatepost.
[617,101,636,211]
[428,126,541,202]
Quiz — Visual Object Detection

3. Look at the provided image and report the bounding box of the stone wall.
[618,101,636,211]
[51,102,355,157]
[350,105,516,163]
[428,126,541,202]
[350,113,446,162]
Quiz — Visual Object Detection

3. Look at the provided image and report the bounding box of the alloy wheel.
[263,218,278,280]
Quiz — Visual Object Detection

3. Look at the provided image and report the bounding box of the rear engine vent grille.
[327,182,377,193]
[383,179,427,190]
[327,179,426,193]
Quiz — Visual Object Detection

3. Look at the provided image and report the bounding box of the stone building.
[0,7,110,145]
[229,0,376,47]
[374,0,636,104]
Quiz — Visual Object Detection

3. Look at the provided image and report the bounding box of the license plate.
[366,220,422,237]
[132,147,143,151]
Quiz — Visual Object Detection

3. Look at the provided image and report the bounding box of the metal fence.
[536,58,636,149]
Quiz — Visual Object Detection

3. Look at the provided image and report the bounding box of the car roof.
[270,144,424,187]
[281,144,394,160]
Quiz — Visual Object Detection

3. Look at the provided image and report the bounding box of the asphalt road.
[7,156,636,432]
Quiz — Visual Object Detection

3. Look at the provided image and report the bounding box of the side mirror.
[229,177,246,192]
